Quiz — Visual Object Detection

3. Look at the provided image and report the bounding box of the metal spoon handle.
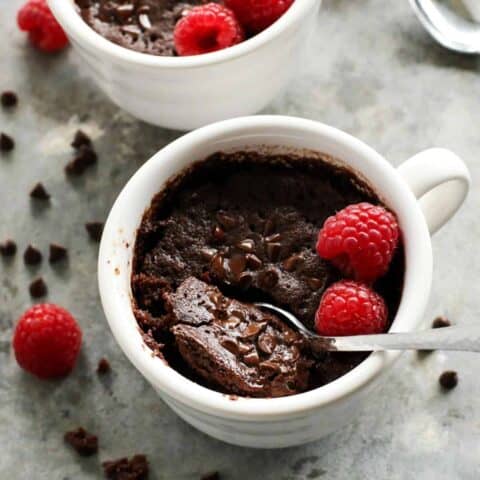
[321,325,480,353]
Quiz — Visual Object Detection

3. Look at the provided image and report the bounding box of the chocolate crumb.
[432,316,451,329]
[64,427,98,457]
[30,182,50,200]
[24,245,42,265]
[71,130,92,149]
[49,243,68,263]
[85,222,104,242]
[0,239,17,257]
[103,454,149,479]
[1,91,18,108]
[201,473,220,480]
[0,133,14,152]
[97,357,111,374]
[29,277,48,298]
[439,370,458,391]
[65,145,97,176]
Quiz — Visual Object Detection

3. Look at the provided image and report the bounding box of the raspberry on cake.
[13,304,82,379]
[174,3,244,56]
[225,0,294,33]
[315,280,388,337]
[17,0,68,52]
[316,202,400,283]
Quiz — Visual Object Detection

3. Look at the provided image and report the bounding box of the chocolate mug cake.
[131,151,404,398]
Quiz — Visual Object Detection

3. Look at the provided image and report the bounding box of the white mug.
[47,0,321,130]
[98,116,470,448]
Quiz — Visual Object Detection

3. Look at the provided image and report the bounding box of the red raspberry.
[17,0,68,52]
[316,202,400,283]
[174,3,244,56]
[13,304,82,379]
[315,280,388,336]
[224,0,294,34]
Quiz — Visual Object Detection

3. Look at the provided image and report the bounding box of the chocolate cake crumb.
[201,473,220,480]
[0,239,17,257]
[1,91,18,108]
[439,370,458,391]
[103,454,149,479]
[29,277,48,298]
[49,243,68,263]
[432,316,451,329]
[97,357,111,374]
[71,130,92,149]
[64,427,98,457]
[30,182,50,200]
[65,145,97,176]
[24,245,42,265]
[0,133,14,152]
[85,222,104,242]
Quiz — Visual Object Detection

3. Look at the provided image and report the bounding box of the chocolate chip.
[64,427,98,457]
[216,211,237,230]
[439,370,458,391]
[243,351,260,366]
[201,473,220,480]
[228,254,246,277]
[115,3,135,21]
[211,253,225,278]
[263,218,275,236]
[237,342,253,355]
[30,182,50,200]
[212,225,225,242]
[237,272,253,289]
[265,233,281,243]
[103,454,149,480]
[307,277,324,290]
[97,357,111,374]
[220,337,239,355]
[0,133,14,152]
[432,316,451,329]
[24,245,42,265]
[241,322,266,339]
[257,332,277,355]
[1,91,18,108]
[245,253,262,270]
[71,129,92,149]
[266,242,281,261]
[223,314,241,329]
[65,145,97,176]
[200,247,217,260]
[259,360,281,375]
[85,222,104,242]
[258,269,279,289]
[49,243,68,263]
[0,239,17,257]
[282,253,303,272]
[236,239,255,252]
[29,277,47,298]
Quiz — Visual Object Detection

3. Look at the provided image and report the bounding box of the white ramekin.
[47,0,321,130]
[98,116,470,448]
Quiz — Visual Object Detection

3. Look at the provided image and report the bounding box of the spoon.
[255,302,480,354]
[410,0,480,54]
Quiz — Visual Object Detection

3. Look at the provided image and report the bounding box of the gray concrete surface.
[1,0,480,478]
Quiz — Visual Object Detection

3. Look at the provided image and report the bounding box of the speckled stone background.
[1,0,480,478]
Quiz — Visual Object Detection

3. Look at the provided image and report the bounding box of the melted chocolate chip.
[236,239,255,252]
[71,129,92,149]
[103,454,149,480]
[242,350,260,366]
[258,269,279,289]
[228,254,246,277]
[85,222,104,242]
[49,244,68,263]
[64,427,98,456]
[30,182,50,200]
[257,332,277,355]
[266,242,281,261]
[29,277,48,298]
[24,245,42,265]
[282,253,303,272]
[0,133,14,152]
[1,91,18,108]
[245,253,262,269]
[212,225,225,242]
[220,337,239,355]
[0,239,17,257]
[439,370,458,391]
[307,277,324,290]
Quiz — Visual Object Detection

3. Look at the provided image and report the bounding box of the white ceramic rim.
[48,0,319,68]
[98,116,433,420]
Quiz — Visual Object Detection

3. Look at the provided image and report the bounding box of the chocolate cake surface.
[75,0,215,56]
[132,151,405,397]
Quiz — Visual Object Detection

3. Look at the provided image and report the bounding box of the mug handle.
[397,148,471,235]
